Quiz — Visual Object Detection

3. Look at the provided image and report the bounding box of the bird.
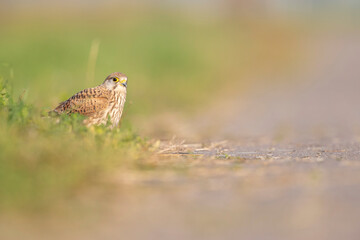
[51,72,128,128]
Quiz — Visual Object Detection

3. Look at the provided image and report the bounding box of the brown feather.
[54,86,110,116]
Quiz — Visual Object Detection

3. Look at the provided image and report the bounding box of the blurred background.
[1,0,358,140]
[1,0,360,240]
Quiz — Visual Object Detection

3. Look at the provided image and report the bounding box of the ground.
[1,33,360,240]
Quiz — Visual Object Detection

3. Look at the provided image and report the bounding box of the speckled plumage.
[52,72,128,128]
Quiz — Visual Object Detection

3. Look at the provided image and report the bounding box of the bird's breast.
[107,92,126,126]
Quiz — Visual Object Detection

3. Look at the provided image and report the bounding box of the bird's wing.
[53,87,110,116]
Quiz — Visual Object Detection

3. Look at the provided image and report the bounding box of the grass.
[0,77,152,212]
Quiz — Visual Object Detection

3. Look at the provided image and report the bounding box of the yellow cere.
[120,78,127,84]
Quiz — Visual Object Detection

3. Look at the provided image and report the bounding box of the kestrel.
[52,72,128,128]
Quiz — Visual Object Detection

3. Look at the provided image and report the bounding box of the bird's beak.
[122,82,127,88]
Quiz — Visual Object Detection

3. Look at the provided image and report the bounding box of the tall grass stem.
[86,39,100,85]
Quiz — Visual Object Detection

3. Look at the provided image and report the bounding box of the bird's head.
[103,72,128,91]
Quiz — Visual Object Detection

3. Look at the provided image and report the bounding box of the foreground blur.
[1,1,360,240]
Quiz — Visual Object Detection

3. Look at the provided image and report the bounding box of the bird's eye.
[113,77,119,82]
